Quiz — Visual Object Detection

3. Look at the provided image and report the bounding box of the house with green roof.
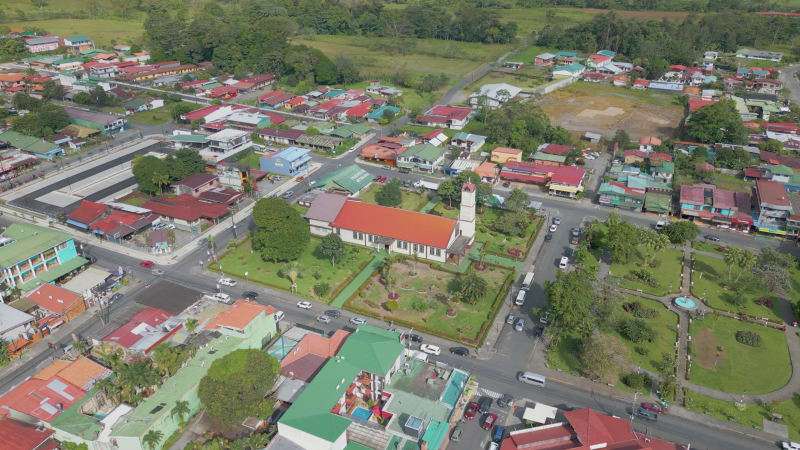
[310,164,373,195]
[0,223,86,300]
[644,192,672,214]
[598,181,645,210]
[366,105,400,123]
[331,123,373,139]
[769,164,794,184]
[277,325,468,450]
[396,144,445,173]
[649,160,674,183]
[0,130,65,159]
[532,151,566,166]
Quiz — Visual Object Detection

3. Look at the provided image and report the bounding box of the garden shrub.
[735,330,762,347]
[617,318,657,343]
[649,258,661,269]
[622,300,659,319]
[313,283,330,297]
[411,300,427,312]
[627,269,659,287]
[385,300,398,311]
[635,346,649,356]
[623,372,649,389]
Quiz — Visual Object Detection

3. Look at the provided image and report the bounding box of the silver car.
[316,315,331,324]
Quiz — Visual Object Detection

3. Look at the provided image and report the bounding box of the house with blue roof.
[552,63,585,78]
[259,146,311,176]
[366,105,400,123]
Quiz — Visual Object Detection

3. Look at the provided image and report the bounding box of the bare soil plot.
[695,327,726,371]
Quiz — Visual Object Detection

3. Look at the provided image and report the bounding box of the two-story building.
[62,35,94,53]
[680,183,753,232]
[450,133,485,153]
[26,283,86,325]
[24,36,60,53]
[202,128,253,163]
[490,147,523,164]
[416,105,472,130]
[396,143,445,173]
[259,146,311,176]
[754,179,793,234]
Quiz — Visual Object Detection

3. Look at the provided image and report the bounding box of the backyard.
[684,390,800,440]
[128,103,192,126]
[608,247,683,296]
[688,314,791,394]
[359,184,431,212]
[345,259,512,344]
[691,254,781,320]
[212,237,373,303]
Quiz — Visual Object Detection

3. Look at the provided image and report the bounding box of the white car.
[164,223,176,230]
[218,277,237,287]
[420,344,441,356]
[274,311,285,321]
[297,301,312,309]
[559,256,569,269]
[210,292,232,304]
[783,442,800,450]
[350,317,367,325]
[549,224,558,233]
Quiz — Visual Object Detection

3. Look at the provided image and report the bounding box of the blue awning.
[66,219,89,229]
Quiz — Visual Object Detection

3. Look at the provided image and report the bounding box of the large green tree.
[0,338,9,367]
[452,268,487,305]
[437,180,459,207]
[543,269,597,342]
[198,349,280,425]
[318,233,345,267]
[685,99,746,144]
[165,149,206,181]
[132,155,170,195]
[661,221,698,244]
[752,247,794,292]
[375,179,402,207]
[251,197,309,262]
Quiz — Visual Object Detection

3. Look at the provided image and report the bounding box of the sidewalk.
[330,253,386,308]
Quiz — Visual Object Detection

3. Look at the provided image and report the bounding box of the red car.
[139,260,154,269]
[464,401,479,420]
[641,402,665,414]
[378,176,387,183]
[481,413,498,430]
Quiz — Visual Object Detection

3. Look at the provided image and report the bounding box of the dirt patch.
[539,84,684,139]
[695,327,727,371]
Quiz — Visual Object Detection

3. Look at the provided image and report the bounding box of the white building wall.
[277,423,346,450]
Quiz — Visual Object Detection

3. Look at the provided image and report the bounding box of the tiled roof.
[423,105,471,121]
[175,172,216,190]
[204,299,276,331]
[549,165,585,186]
[33,356,110,391]
[330,200,457,248]
[539,143,573,155]
[638,136,662,146]
[26,283,82,316]
[198,188,243,205]
[0,377,84,423]
[66,200,107,224]
[90,211,141,235]
[281,330,349,382]
[0,417,56,450]
[101,307,173,348]
[142,194,229,222]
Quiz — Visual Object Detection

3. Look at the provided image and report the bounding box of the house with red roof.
[258,90,296,108]
[360,137,415,164]
[234,73,275,92]
[345,102,372,119]
[280,329,350,383]
[638,136,662,151]
[680,183,753,231]
[90,210,158,241]
[66,200,107,230]
[754,179,793,234]
[101,306,174,353]
[306,186,477,263]
[204,299,277,348]
[142,194,229,229]
[0,416,59,450]
[586,54,612,69]
[422,129,448,147]
[416,105,473,130]
[582,71,608,82]
[26,283,86,323]
[632,79,650,89]
[500,162,586,198]
[500,407,685,450]
[624,149,647,164]
[206,85,239,100]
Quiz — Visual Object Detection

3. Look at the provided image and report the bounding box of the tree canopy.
[685,99,746,145]
[318,233,345,267]
[10,94,69,138]
[375,179,402,207]
[198,349,280,425]
[252,197,310,262]
[132,155,170,195]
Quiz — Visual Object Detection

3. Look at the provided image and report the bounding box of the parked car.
[109,293,123,305]
[553,217,561,225]
[492,425,506,443]
[655,220,665,230]
[281,190,294,199]
[139,260,154,268]
[534,325,545,337]
[488,443,499,450]
[514,289,526,306]
[274,311,285,321]
[497,393,513,408]
[209,292,232,304]
[350,316,367,325]
[782,441,800,450]
[479,396,492,414]
[420,344,441,355]
[242,291,258,299]
[634,407,658,421]
[641,402,665,414]
[481,413,498,430]
[324,309,341,318]
[559,256,569,269]
[296,301,312,309]
[506,314,516,325]
[549,224,558,233]
[218,277,237,287]
[514,318,526,332]
[704,234,721,242]
[502,181,511,188]
[451,424,463,441]
[544,233,553,241]
[464,402,479,420]
[316,315,331,324]
[406,333,423,343]
[399,167,410,174]
[450,346,469,356]
[295,176,304,182]
[378,176,387,183]
[539,311,550,325]
[164,223,175,230]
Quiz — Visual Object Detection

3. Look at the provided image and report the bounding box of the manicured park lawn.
[546,332,583,375]
[691,254,781,321]
[692,240,727,256]
[213,237,373,303]
[609,248,683,296]
[345,259,511,344]
[688,314,790,394]
[601,296,679,376]
[685,390,800,440]
[431,204,540,258]
[359,184,430,212]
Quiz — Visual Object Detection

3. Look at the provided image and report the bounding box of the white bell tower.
[458,183,476,244]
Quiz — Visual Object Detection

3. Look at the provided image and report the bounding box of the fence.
[535,76,576,95]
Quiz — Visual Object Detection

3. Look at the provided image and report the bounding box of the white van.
[518,371,546,387]
[515,290,526,306]
[521,271,534,291]
[205,292,232,304]
[655,220,666,230]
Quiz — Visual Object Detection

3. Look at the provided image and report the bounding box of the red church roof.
[67,200,106,225]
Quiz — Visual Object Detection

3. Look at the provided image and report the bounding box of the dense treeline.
[537,11,800,65]
[514,0,798,12]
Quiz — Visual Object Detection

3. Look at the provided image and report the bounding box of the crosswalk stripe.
[479,388,502,399]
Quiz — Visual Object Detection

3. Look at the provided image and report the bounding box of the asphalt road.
[780,65,800,105]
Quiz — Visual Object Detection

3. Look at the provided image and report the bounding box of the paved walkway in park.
[330,253,386,308]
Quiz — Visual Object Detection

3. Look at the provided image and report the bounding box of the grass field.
[708,173,753,193]
[464,70,550,92]
[689,314,790,394]
[685,390,800,440]
[5,19,144,48]
[538,82,684,139]
[339,80,436,114]
[127,103,188,126]
[213,237,373,303]
[546,332,583,375]
[431,204,539,257]
[692,241,727,256]
[359,184,431,212]
[609,248,683,296]
[691,254,781,320]
[346,259,511,342]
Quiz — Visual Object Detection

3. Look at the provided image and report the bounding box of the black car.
[324,309,341,318]
[478,396,492,415]
[109,293,123,305]
[502,181,511,188]
[497,393,513,408]
[450,346,469,356]
[534,325,545,337]
[242,291,258,299]
[704,234,721,242]
[544,233,553,241]
[406,333,423,343]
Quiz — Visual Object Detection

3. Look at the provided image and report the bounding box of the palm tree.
[184,318,198,335]
[95,377,120,405]
[72,338,90,356]
[142,429,163,450]
[171,400,190,427]
[282,262,302,294]
[151,173,170,196]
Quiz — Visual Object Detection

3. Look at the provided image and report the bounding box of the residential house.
[632,79,649,89]
[330,123,372,140]
[451,132,486,153]
[309,164,373,196]
[769,164,795,184]
[280,329,349,383]
[532,151,566,166]
[612,74,628,87]
[306,184,476,263]
[444,158,481,176]
[100,306,174,353]
[737,49,783,62]
[206,85,239,101]
[258,128,304,146]
[234,73,275,92]
[623,150,647,165]
[0,303,36,357]
[295,134,342,153]
[259,90,296,108]
[538,143,573,156]
[172,173,219,196]
[396,143,446,173]
[681,184,753,232]
[548,166,587,198]
[64,107,127,135]
[639,136,662,152]
[753,78,783,95]
[754,180,793,234]
[586,54,612,69]
[24,37,60,53]
[421,129,448,147]
[216,160,253,192]
[475,161,499,184]
[259,147,312,176]
[491,147,523,164]
[365,105,400,123]
[649,159,674,183]
[0,416,59,450]
[598,181,645,210]
[500,162,586,198]
[0,130,64,159]
[62,36,93,53]
[117,64,197,83]
[26,283,86,324]
[360,137,413,164]
[141,195,229,230]
[167,134,208,150]
[552,63,585,78]
[203,128,253,162]
[535,53,556,66]
[468,83,523,109]
[554,51,578,64]
[416,105,472,130]
[502,61,524,70]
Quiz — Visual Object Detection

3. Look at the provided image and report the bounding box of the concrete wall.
[276,422,347,450]
[536,76,576,95]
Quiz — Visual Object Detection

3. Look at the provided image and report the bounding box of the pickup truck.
[413,180,440,191]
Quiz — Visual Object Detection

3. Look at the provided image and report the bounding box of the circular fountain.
[674,296,698,311]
